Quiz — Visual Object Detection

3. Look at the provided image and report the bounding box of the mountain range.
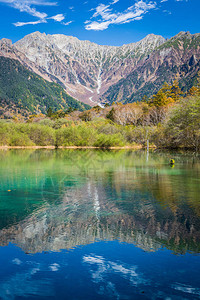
[0,31,200,113]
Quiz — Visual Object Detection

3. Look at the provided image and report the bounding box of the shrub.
[56,125,97,146]
[27,125,55,146]
[93,133,125,148]
[52,119,73,129]
[97,123,121,135]
[124,126,154,146]
[79,111,92,122]
[39,119,55,127]
[166,95,200,149]
[0,124,10,145]
[9,132,34,146]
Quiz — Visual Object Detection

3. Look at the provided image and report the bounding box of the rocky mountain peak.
[27,31,47,39]
[0,31,197,107]
[13,32,166,106]
[0,38,12,47]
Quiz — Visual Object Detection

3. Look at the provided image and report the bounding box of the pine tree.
[161,82,172,98]
[149,83,175,107]
[170,77,183,101]
[47,107,53,117]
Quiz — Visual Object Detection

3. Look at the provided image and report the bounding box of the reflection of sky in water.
[0,242,200,299]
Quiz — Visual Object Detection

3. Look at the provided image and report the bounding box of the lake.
[0,149,200,299]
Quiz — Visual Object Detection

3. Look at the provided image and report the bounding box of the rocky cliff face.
[0,37,53,82]
[13,32,165,105]
[0,39,90,115]
[103,32,200,104]
[1,31,200,107]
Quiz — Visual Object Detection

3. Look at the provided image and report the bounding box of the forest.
[0,77,200,150]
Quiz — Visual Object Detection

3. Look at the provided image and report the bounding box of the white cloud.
[0,0,57,4]
[86,21,111,31]
[49,13,64,22]
[14,19,47,26]
[0,0,67,27]
[63,20,73,26]
[163,9,171,14]
[85,0,156,31]
[0,0,56,18]
[15,4,47,19]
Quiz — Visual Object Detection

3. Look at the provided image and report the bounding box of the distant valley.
[0,31,200,113]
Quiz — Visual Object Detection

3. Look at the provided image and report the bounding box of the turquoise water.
[0,149,200,299]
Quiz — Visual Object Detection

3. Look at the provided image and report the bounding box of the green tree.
[106,108,115,122]
[47,107,53,117]
[170,78,183,101]
[149,89,174,107]
[188,72,200,96]
[167,95,200,150]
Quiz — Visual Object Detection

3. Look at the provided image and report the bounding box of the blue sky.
[0,0,199,45]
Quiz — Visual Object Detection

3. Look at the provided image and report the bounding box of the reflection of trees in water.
[101,166,200,254]
[103,158,200,215]
[0,149,200,254]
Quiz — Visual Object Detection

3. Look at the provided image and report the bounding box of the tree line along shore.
[0,79,200,150]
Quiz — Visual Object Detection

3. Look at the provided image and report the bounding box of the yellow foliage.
[188,86,199,96]
[149,80,183,107]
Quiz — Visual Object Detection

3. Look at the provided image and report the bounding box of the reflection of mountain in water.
[0,150,200,254]
[0,179,200,254]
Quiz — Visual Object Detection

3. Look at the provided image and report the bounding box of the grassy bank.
[0,120,147,148]
[0,95,200,150]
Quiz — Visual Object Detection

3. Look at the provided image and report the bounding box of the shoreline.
[0,145,144,150]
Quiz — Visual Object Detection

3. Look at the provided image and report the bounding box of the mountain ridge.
[0,31,200,108]
[0,55,90,117]
[13,31,166,105]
